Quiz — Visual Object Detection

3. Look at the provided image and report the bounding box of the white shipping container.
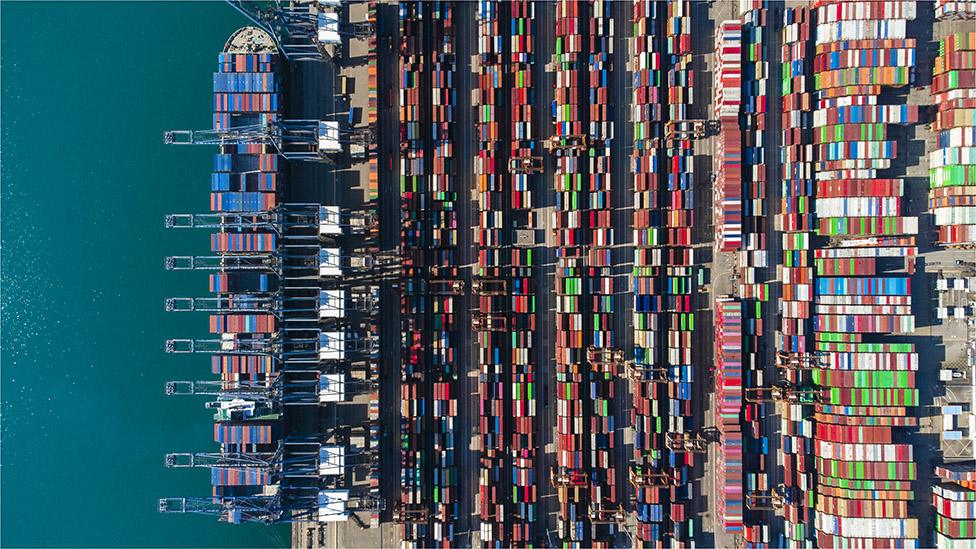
[815,20,908,45]
[817,2,916,23]
[939,128,976,147]
[815,246,915,258]
[930,147,976,169]
[934,206,976,226]
[815,304,913,316]
[817,197,901,217]
[816,295,913,306]
[815,441,913,462]
[815,514,919,539]
[822,352,919,371]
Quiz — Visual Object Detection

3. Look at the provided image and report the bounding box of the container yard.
[158,1,976,548]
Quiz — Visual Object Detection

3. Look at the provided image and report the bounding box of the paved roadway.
[452,1,478,546]
[610,0,636,544]
[761,4,784,544]
[532,1,559,545]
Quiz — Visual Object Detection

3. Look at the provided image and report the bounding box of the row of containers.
[712,3,775,543]
[630,1,697,546]
[398,2,460,546]
[660,2,696,545]
[741,5,775,546]
[778,4,818,545]
[206,51,284,514]
[930,29,976,246]
[551,0,590,545]
[474,0,539,546]
[934,464,976,547]
[932,10,976,549]
[397,3,428,545]
[808,1,922,547]
[582,1,618,546]
[366,2,380,204]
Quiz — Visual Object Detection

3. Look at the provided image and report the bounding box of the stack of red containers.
[714,21,744,252]
[715,299,744,533]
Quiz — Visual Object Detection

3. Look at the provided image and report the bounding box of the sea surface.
[2,3,287,547]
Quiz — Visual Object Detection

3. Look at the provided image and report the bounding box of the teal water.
[2,3,287,547]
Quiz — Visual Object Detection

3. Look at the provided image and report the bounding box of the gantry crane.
[585,347,672,382]
[472,313,507,331]
[550,467,588,487]
[159,492,384,524]
[628,463,677,488]
[165,287,377,316]
[165,439,321,477]
[164,121,370,163]
[165,205,375,236]
[471,278,506,295]
[392,502,428,524]
[165,330,376,358]
[226,0,374,62]
[743,384,821,404]
[589,503,626,524]
[775,351,825,371]
[665,432,708,453]
[508,156,544,174]
[545,133,588,153]
[745,485,788,511]
[165,254,278,271]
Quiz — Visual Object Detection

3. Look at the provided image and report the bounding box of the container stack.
[366,2,380,203]
[931,30,976,247]
[428,3,459,545]
[552,0,589,544]
[714,21,744,252]
[715,298,745,533]
[585,2,618,545]
[475,0,504,543]
[398,1,427,545]
[811,2,921,547]
[738,5,773,545]
[934,464,976,547]
[778,6,817,545]
[664,1,696,543]
[936,0,976,19]
[207,49,282,509]
[630,0,667,545]
[507,1,539,545]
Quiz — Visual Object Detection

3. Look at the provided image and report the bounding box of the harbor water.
[1,2,287,546]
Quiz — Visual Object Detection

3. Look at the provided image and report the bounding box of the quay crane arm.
[165,254,279,271]
[166,288,376,314]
